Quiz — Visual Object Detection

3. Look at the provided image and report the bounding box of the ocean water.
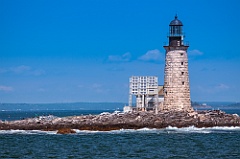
[0,108,240,159]
[0,127,240,159]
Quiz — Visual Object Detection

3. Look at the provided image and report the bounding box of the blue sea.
[0,103,240,159]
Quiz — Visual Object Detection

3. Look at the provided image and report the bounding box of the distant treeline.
[191,101,240,109]
[191,101,201,106]
[226,102,240,109]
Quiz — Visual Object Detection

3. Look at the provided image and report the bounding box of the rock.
[0,110,239,131]
[57,128,76,134]
[198,114,208,122]
[233,114,239,117]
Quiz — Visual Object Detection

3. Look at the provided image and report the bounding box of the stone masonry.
[163,46,192,112]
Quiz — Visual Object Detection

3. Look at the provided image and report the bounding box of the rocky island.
[1,17,238,135]
[0,110,239,134]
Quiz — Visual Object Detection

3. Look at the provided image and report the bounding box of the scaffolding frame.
[129,76,159,110]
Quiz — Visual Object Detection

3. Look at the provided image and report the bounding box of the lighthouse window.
[180,53,183,56]
[181,72,184,75]
[182,82,184,85]
[181,62,184,65]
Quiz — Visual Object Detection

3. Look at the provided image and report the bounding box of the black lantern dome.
[170,15,183,26]
[168,15,185,46]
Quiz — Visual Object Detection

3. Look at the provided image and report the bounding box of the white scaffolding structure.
[129,76,159,110]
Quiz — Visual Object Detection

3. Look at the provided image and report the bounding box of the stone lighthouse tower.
[163,15,193,112]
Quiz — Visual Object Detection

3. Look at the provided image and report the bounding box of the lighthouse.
[163,15,193,112]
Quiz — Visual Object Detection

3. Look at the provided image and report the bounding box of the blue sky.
[0,0,240,103]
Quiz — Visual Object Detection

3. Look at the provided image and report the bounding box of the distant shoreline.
[0,102,239,111]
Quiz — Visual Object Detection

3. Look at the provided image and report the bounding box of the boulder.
[57,128,76,134]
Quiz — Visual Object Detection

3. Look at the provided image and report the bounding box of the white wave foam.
[1,126,239,135]
[76,126,240,134]
[165,126,240,133]
[72,128,159,134]
[205,126,240,130]
[165,126,211,133]
[0,129,57,135]
[73,129,100,134]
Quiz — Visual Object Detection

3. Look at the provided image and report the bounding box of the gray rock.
[0,110,239,131]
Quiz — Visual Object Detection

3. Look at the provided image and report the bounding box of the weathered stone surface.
[163,49,192,112]
[0,110,239,131]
